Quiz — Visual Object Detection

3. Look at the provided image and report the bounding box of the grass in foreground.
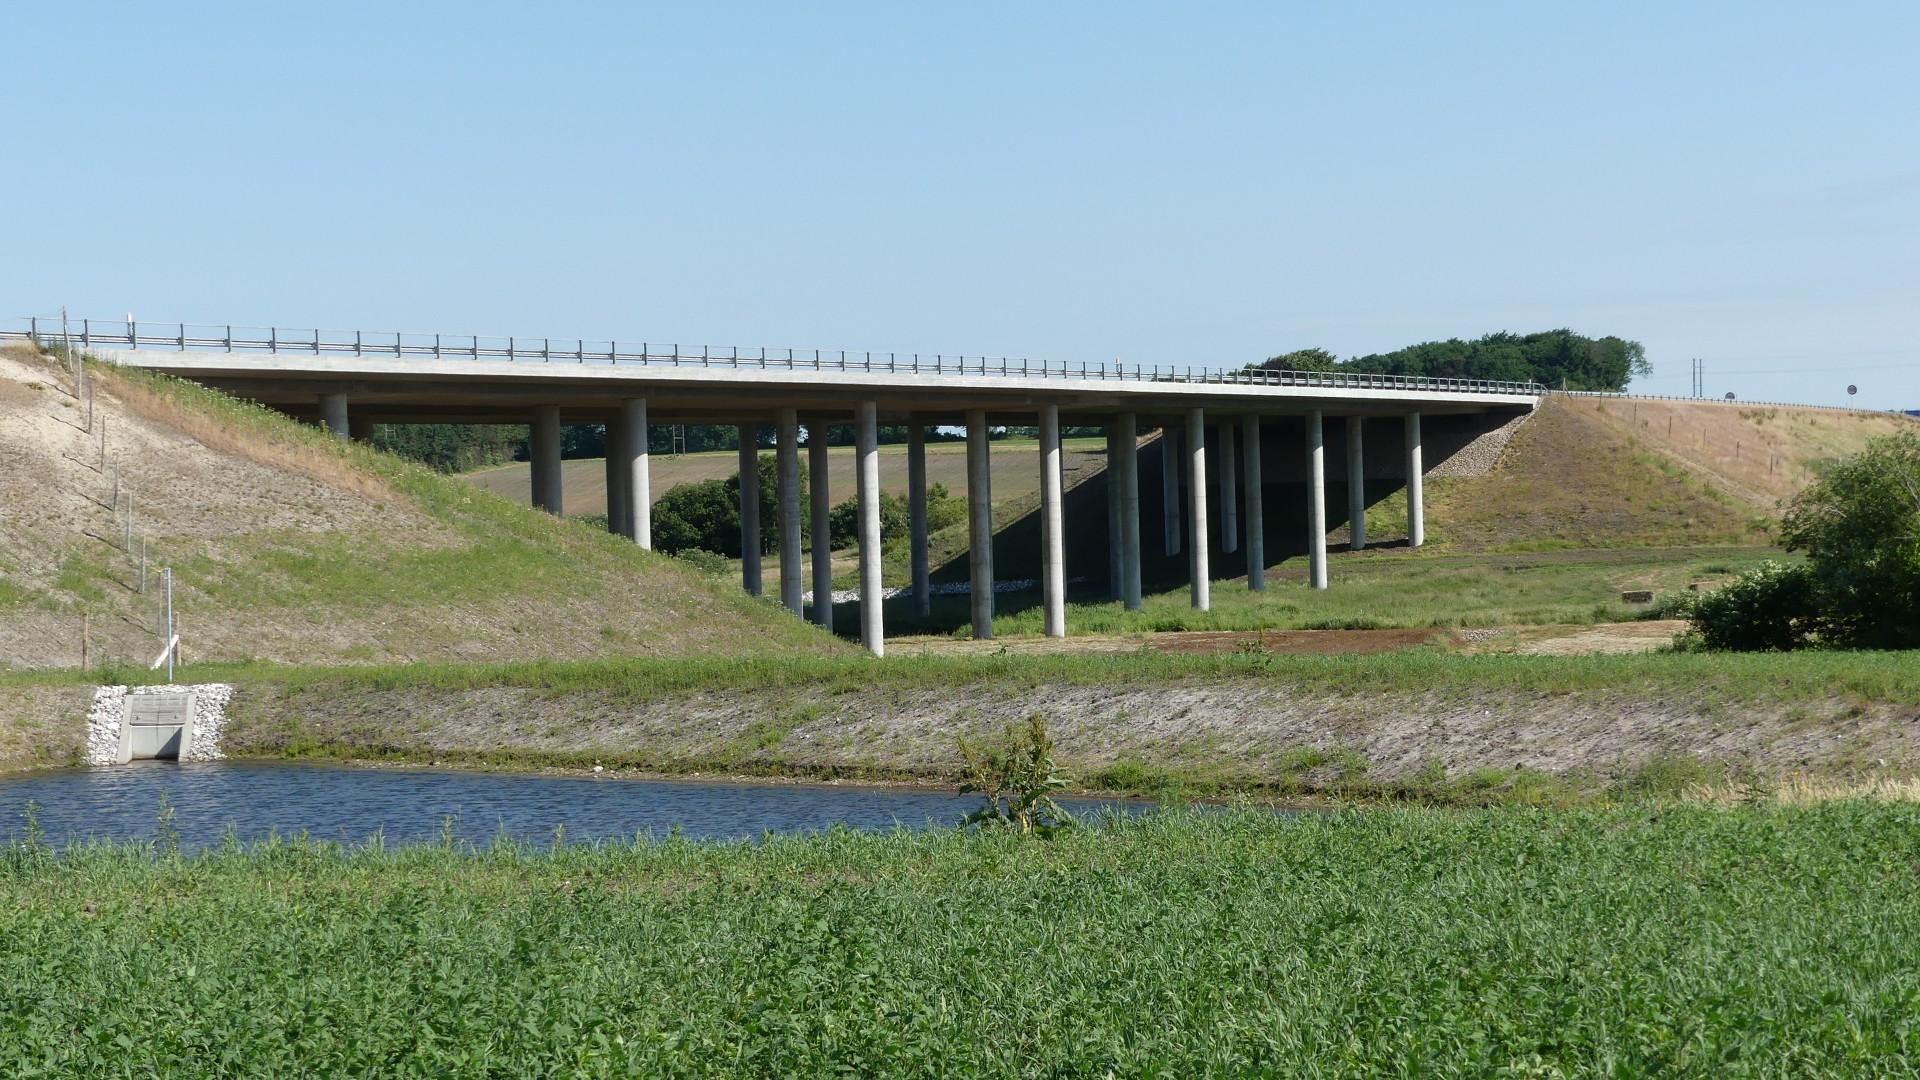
[2,803,1917,1075]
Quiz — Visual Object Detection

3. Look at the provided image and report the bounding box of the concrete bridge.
[10,318,1540,654]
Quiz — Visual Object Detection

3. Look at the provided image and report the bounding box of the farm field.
[462,435,1113,518]
[3,802,1916,1075]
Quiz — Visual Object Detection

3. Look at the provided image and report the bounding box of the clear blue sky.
[5,3,1917,407]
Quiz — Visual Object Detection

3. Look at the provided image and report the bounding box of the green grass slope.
[0,345,840,670]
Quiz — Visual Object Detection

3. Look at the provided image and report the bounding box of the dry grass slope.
[0,344,841,670]
[1415,395,1909,551]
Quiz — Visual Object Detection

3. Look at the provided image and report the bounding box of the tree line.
[1254,329,1650,392]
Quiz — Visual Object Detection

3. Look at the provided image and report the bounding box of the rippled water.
[0,762,1136,849]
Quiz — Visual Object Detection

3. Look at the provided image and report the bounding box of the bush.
[649,454,796,557]
[824,483,961,551]
[1779,431,1920,650]
[1687,561,1821,651]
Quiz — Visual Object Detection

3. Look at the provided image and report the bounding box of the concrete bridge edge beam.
[623,398,650,547]
[738,424,762,596]
[808,419,833,630]
[1186,407,1209,611]
[320,392,350,439]
[1348,415,1366,551]
[1308,408,1328,590]
[777,408,803,616]
[965,409,994,639]
[1039,403,1066,638]
[856,401,885,656]
[1406,411,1425,549]
[1242,413,1264,591]
[907,418,930,617]
[1119,412,1143,611]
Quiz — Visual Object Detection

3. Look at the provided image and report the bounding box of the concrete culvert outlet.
[86,685,232,766]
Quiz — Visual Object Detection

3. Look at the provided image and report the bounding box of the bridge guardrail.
[6,316,1545,398]
[1552,389,1910,418]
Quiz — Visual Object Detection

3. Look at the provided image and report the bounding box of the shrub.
[1688,561,1821,651]
[1778,431,1920,650]
[957,715,1076,836]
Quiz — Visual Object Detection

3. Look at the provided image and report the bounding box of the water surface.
[0,761,1131,849]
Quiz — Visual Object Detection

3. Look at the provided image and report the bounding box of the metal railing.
[1552,389,1911,418]
[5,316,1545,398]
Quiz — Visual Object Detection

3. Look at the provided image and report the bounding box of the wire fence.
[5,316,1544,398]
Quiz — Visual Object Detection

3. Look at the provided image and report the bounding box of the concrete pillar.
[320,393,350,439]
[1347,416,1366,551]
[1105,425,1122,602]
[965,409,994,639]
[855,402,884,656]
[1406,412,1425,549]
[1186,408,1209,611]
[738,425,761,596]
[1219,421,1238,555]
[1118,413,1143,611]
[1039,404,1066,638]
[1162,428,1182,557]
[348,414,374,442]
[1307,409,1328,590]
[907,418,930,617]
[532,405,563,515]
[605,415,629,537]
[624,399,650,548]
[1242,414,1264,591]
[808,421,833,630]
[777,409,803,616]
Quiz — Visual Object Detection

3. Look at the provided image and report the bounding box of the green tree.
[1778,431,1920,649]
[1250,331,1650,391]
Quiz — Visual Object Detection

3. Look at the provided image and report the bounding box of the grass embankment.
[0,350,835,667]
[948,544,1777,638]
[3,803,1917,1075]
[6,650,1916,801]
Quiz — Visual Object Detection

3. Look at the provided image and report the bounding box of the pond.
[0,761,1134,850]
